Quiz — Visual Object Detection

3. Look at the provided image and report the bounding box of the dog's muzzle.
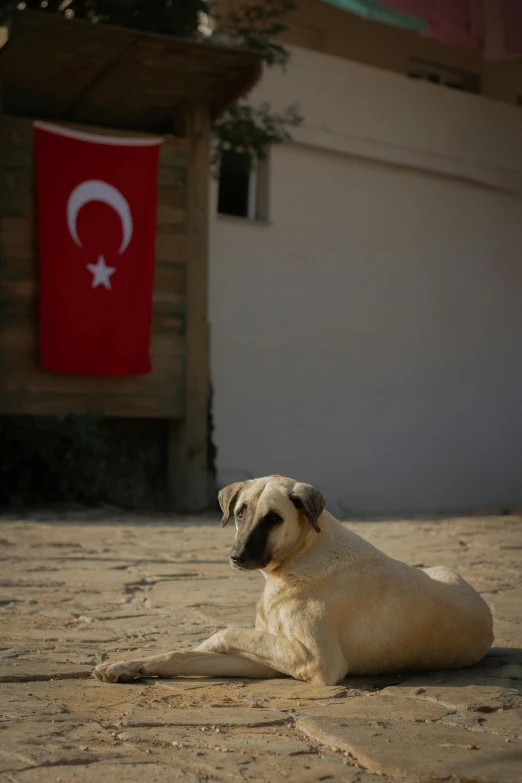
[229,552,269,571]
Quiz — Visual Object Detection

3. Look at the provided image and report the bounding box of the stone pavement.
[0,510,521,783]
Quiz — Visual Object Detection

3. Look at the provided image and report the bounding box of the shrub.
[0,412,107,506]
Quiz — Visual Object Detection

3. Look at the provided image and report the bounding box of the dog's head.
[218,475,326,572]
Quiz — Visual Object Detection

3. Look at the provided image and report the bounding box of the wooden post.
[168,104,210,513]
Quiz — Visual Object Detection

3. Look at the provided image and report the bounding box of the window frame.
[217,150,270,223]
[407,59,481,94]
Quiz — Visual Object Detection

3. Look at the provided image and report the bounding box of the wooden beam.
[168,104,211,513]
[67,35,142,120]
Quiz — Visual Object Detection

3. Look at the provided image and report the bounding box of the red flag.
[34,121,162,376]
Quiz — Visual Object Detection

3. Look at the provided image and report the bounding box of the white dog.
[94,475,493,685]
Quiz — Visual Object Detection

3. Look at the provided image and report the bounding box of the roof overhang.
[0,10,262,132]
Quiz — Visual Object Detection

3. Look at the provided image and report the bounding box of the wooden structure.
[0,10,260,511]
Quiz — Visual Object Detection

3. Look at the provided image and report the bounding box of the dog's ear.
[289,482,325,533]
[218,482,245,528]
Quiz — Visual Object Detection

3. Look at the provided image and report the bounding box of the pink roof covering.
[382,0,482,49]
[502,0,522,55]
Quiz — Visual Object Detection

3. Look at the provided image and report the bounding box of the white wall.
[209,46,522,516]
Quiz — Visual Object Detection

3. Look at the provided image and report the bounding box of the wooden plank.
[2,11,261,130]
[0,110,6,400]
[0,217,188,281]
[0,288,186,419]
[1,114,189,155]
[0,114,190,419]
[0,354,185,397]
[0,278,36,300]
[157,182,187,205]
[0,323,186,378]
[152,261,185,299]
[53,117,186,147]
[0,122,198,225]
[0,336,185,418]
[157,165,186,188]
[156,231,188,264]
[159,146,188,170]
[0,217,36,267]
[156,186,187,228]
[0,296,186,329]
[168,105,211,513]
[1,166,34,219]
[0,388,184,418]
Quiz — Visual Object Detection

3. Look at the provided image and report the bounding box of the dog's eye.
[265,511,282,525]
[237,509,244,520]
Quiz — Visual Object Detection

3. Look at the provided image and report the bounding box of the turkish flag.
[34,121,162,376]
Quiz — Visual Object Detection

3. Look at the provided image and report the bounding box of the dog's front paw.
[93,659,145,683]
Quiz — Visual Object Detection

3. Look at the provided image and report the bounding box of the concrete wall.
[209,45,522,516]
[217,0,522,105]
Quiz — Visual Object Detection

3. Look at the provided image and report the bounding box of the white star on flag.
[87,255,116,290]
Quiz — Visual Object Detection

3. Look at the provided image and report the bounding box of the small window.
[217,150,269,221]
[408,59,480,94]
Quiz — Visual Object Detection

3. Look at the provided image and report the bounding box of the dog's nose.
[230,553,247,567]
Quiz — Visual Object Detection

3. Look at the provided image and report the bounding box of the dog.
[94,475,493,685]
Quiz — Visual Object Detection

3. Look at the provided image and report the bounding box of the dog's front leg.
[93,648,279,683]
[196,628,346,685]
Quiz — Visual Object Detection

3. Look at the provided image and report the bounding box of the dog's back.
[286,514,494,676]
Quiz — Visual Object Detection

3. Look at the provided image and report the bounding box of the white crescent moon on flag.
[66,180,133,255]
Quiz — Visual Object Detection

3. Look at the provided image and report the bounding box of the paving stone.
[148,677,249,692]
[256,754,365,783]
[235,677,350,701]
[122,706,292,728]
[1,679,143,726]
[0,513,521,782]
[483,589,522,623]
[0,758,32,775]
[381,674,522,712]
[441,706,522,738]
[0,690,68,720]
[3,629,122,642]
[300,693,451,721]
[491,618,522,647]
[0,661,93,682]
[117,725,312,755]
[296,715,522,782]
[486,648,522,662]
[340,673,403,691]
[475,706,522,737]
[441,648,522,685]
[4,761,200,782]
[0,716,125,768]
[152,747,259,780]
